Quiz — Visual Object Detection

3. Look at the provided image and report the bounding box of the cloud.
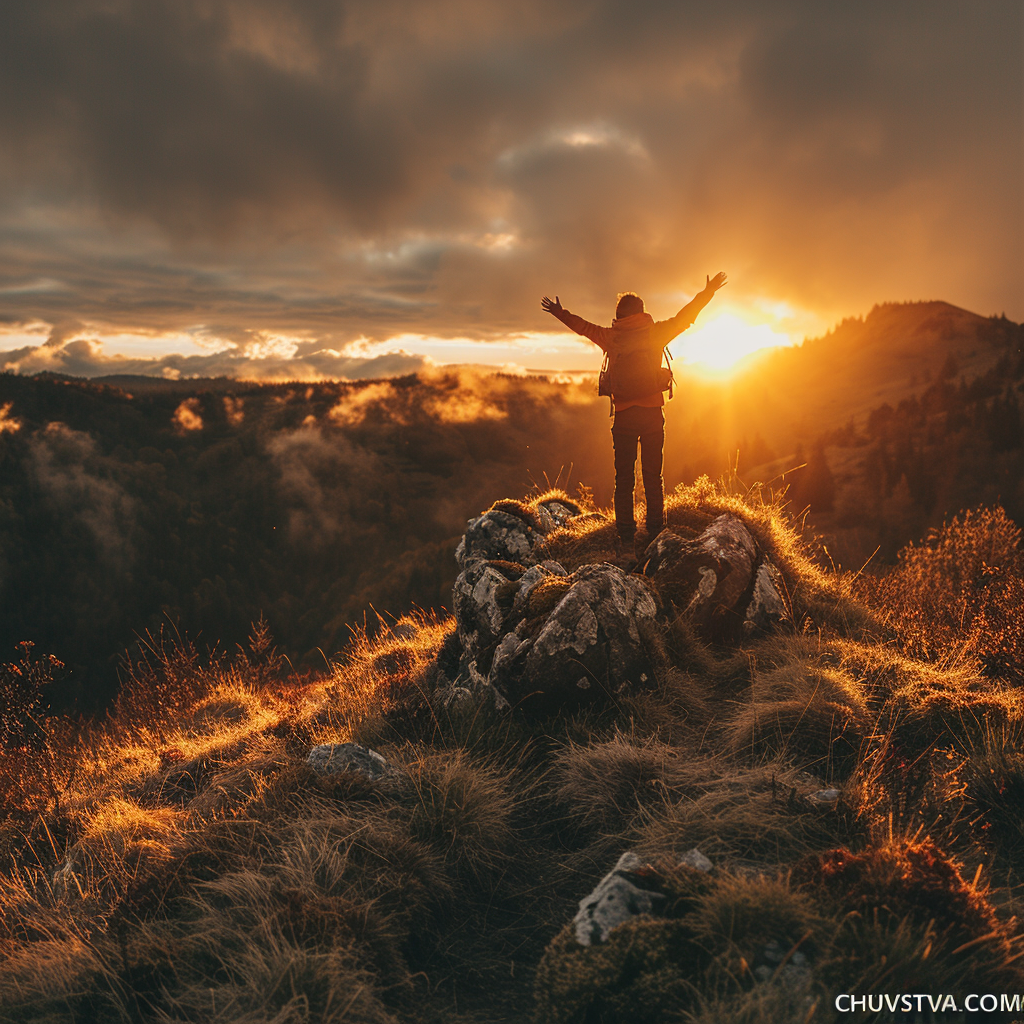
[172,398,204,432]
[28,422,138,567]
[266,424,379,546]
[0,332,429,381]
[0,0,1019,363]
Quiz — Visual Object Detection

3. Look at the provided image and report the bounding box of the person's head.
[615,292,644,319]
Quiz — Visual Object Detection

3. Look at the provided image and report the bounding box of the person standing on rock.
[542,273,727,549]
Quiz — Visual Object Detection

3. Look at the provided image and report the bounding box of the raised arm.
[655,272,728,340]
[541,294,615,351]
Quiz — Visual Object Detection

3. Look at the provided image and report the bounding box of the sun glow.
[670,310,795,377]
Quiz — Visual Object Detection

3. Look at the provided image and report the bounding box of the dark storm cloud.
[0,0,1020,368]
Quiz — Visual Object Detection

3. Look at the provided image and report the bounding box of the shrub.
[865,505,1024,682]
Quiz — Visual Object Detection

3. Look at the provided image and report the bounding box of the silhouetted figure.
[542,274,727,545]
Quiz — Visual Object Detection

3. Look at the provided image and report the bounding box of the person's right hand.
[704,272,728,294]
[541,295,564,316]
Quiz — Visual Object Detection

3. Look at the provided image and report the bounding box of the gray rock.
[574,851,666,946]
[807,788,840,807]
[452,560,569,677]
[489,562,659,710]
[307,743,393,781]
[455,509,542,569]
[678,848,713,873]
[452,561,521,664]
[533,498,583,532]
[641,515,789,638]
[744,558,790,634]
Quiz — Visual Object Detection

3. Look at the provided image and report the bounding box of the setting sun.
[670,311,794,377]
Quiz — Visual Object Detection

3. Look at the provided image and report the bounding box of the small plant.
[114,622,211,732]
[0,642,77,815]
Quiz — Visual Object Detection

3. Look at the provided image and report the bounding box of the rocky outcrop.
[489,563,659,710]
[640,514,790,638]
[447,503,791,713]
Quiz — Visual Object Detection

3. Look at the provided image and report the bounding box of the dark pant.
[611,405,665,540]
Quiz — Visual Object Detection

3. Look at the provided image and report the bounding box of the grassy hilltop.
[3,481,1024,1022]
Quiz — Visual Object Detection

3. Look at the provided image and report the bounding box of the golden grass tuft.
[634,760,854,866]
[401,746,519,887]
[724,660,871,777]
[795,838,1022,990]
[687,871,822,957]
[550,733,718,839]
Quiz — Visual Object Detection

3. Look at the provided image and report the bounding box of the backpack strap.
[599,351,614,417]
[663,347,675,399]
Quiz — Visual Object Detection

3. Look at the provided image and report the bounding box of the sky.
[0,0,1021,381]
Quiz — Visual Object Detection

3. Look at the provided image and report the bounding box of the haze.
[0,1,1021,381]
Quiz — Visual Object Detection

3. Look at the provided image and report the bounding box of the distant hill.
[667,302,1023,467]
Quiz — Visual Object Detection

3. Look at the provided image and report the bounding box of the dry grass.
[3,483,1024,1021]
[861,505,1024,682]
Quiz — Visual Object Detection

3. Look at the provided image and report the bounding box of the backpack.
[598,333,675,404]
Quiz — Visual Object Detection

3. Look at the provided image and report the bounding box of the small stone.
[807,788,840,807]
[307,742,393,781]
[573,851,666,946]
[677,848,713,873]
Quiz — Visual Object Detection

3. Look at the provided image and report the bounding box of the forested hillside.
[0,371,609,709]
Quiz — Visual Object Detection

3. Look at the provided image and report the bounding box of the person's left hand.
[541,295,564,316]
[704,272,728,294]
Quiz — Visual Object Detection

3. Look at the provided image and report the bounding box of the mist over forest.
[1,301,1022,712]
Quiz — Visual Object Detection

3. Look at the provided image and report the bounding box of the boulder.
[573,851,666,946]
[452,560,522,665]
[641,514,789,637]
[455,509,544,569]
[452,559,568,671]
[455,499,590,570]
[489,562,658,710]
[307,742,394,781]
